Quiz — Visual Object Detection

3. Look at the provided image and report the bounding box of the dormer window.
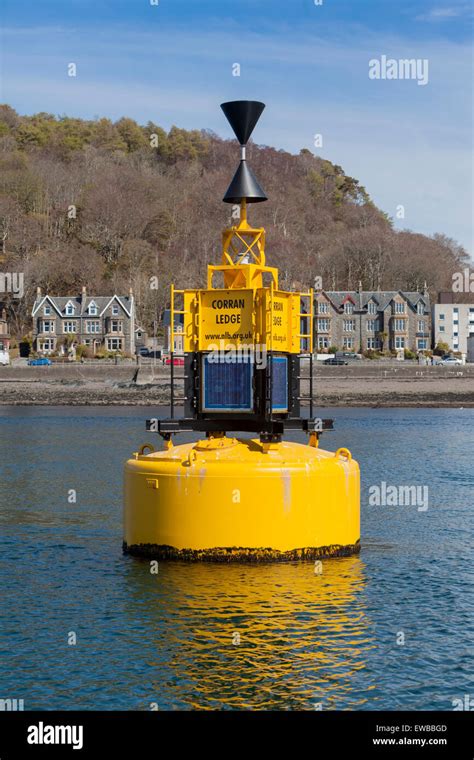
[65,301,75,316]
[88,301,98,316]
[344,302,354,315]
[112,304,119,316]
[44,305,51,316]
[394,302,405,314]
[417,302,424,315]
[367,301,376,315]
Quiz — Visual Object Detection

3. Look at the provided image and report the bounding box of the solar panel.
[271,355,288,412]
[202,355,253,412]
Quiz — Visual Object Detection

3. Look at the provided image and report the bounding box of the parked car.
[0,351,9,366]
[146,350,162,359]
[338,352,362,361]
[27,357,52,366]
[165,356,185,366]
[439,356,463,366]
[324,357,348,366]
[137,347,150,357]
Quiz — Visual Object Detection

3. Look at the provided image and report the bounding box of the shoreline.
[1,363,473,408]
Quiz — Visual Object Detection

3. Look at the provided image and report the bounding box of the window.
[417,302,424,315]
[453,308,459,313]
[318,302,329,314]
[112,304,119,316]
[317,318,329,332]
[453,331,458,337]
[417,339,428,350]
[367,301,377,314]
[42,320,55,333]
[395,336,405,349]
[394,302,405,314]
[417,320,425,332]
[367,338,379,350]
[107,338,123,351]
[317,336,329,349]
[65,304,75,316]
[367,320,378,332]
[39,338,54,352]
[111,319,123,333]
[344,302,354,314]
[394,319,406,331]
[343,319,355,332]
[439,314,445,320]
[63,321,76,333]
[439,326,445,332]
[343,337,354,349]
[86,321,101,334]
[44,305,51,316]
[88,302,98,316]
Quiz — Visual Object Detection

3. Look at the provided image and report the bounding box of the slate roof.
[319,290,430,312]
[32,294,133,317]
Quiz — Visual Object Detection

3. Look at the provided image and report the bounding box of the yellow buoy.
[123,100,360,562]
[123,437,360,561]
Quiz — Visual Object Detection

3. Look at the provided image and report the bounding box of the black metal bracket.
[146,416,333,439]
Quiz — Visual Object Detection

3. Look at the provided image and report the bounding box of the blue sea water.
[0,406,473,710]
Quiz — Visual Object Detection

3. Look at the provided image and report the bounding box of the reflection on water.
[124,556,374,710]
[0,406,473,710]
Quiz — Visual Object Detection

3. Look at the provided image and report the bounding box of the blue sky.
[1,0,473,253]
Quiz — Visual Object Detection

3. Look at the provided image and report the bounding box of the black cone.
[221,100,265,145]
[223,161,267,204]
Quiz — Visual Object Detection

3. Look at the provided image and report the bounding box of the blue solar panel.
[271,356,288,412]
[202,356,253,412]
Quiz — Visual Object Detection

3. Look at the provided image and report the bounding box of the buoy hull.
[123,438,360,562]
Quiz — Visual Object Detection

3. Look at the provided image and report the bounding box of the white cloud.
[416,5,472,21]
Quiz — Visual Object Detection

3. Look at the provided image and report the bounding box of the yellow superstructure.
[123,100,360,562]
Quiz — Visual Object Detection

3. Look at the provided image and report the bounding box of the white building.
[432,302,474,354]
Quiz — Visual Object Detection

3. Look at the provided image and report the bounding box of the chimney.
[129,287,133,298]
[81,285,87,301]
[36,286,41,298]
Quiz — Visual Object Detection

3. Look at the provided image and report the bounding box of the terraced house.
[32,287,135,355]
[314,288,431,353]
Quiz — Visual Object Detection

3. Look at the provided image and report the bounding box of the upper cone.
[220,100,265,145]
